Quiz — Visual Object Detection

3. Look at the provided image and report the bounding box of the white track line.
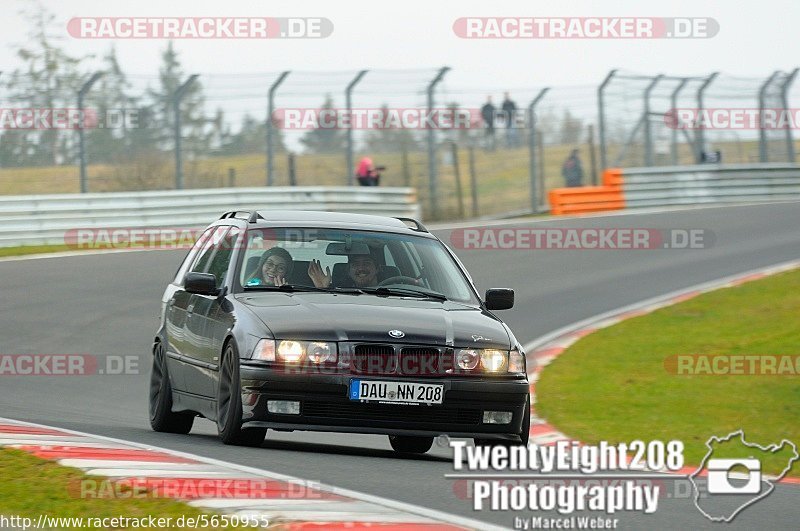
[0,417,504,531]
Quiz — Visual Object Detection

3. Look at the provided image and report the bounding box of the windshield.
[236,227,479,304]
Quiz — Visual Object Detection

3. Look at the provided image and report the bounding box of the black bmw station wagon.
[149,210,530,453]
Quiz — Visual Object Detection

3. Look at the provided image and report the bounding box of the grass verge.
[536,268,800,477]
[0,244,71,258]
[0,448,258,530]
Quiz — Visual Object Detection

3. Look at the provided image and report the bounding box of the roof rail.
[219,210,250,220]
[395,217,428,232]
[219,210,264,223]
[248,211,264,223]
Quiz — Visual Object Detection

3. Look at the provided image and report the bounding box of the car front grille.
[301,401,480,425]
[350,344,454,376]
[352,344,395,374]
[399,347,451,375]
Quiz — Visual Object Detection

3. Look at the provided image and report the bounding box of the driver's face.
[349,256,378,287]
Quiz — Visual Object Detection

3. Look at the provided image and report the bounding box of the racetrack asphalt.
[1,201,798,530]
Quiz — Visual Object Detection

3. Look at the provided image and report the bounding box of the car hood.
[237,292,512,349]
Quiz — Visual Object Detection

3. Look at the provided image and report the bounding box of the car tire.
[149,341,194,434]
[389,435,434,454]
[217,342,267,447]
[474,394,531,448]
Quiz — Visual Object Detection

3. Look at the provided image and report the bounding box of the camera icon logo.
[707,458,761,494]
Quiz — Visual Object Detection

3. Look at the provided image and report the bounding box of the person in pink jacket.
[356,156,381,186]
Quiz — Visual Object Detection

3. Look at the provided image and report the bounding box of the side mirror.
[185,272,219,296]
[485,288,514,310]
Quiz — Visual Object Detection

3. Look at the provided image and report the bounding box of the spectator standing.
[501,92,518,148]
[562,149,584,187]
[480,96,496,151]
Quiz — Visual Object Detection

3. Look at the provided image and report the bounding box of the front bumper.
[240,362,530,440]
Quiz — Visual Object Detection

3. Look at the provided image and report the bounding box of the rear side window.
[206,227,241,288]
[189,226,229,276]
[173,227,215,284]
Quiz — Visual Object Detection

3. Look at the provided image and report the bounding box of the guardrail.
[620,163,800,208]
[0,186,420,247]
[549,164,800,214]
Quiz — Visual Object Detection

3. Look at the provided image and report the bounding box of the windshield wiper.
[243,284,324,293]
[243,284,364,296]
[362,286,448,301]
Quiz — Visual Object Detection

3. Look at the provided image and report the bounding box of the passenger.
[308,253,379,289]
[246,247,293,287]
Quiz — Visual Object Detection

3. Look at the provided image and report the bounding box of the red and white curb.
[522,258,800,486]
[0,418,503,530]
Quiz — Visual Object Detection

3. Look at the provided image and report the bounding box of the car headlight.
[271,340,337,364]
[480,349,508,372]
[307,341,337,364]
[456,349,481,370]
[277,340,305,363]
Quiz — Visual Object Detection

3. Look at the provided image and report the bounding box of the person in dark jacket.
[500,92,518,148]
[480,96,496,151]
[562,149,584,187]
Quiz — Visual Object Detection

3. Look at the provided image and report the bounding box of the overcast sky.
[3,0,798,87]
[2,0,798,147]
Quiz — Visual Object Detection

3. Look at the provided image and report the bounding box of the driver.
[308,253,379,288]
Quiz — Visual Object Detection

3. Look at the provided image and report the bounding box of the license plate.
[349,379,444,405]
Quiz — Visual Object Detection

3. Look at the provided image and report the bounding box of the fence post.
[758,71,781,163]
[528,88,549,213]
[780,68,799,163]
[468,145,478,217]
[450,142,465,218]
[669,78,689,165]
[597,69,617,172]
[643,74,664,167]
[345,70,368,185]
[401,145,411,187]
[587,124,598,185]
[174,74,199,190]
[267,71,290,186]
[426,66,450,218]
[288,153,297,186]
[77,72,104,194]
[695,72,718,162]
[537,134,545,207]
[228,167,236,187]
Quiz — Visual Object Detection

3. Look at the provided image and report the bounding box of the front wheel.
[389,435,434,454]
[149,342,194,434]
[217,342,267,447]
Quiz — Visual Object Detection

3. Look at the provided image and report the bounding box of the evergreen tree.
[363,103,422,153]
[146,42,209,157]
[299,95,347,154]
[1,2,86,166]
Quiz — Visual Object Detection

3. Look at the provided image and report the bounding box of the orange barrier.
[548,168,624,215]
